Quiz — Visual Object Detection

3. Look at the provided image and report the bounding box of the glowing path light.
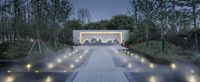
[149,63,155,69]
[57,58,62,63]
[75,49,78,52]
[186,75,197,82]
[84,50,88,53]
[63,70,67,73]
[123,59,127,63]
[75,59,80,63]
[45,76,53,82]
[135,55,138,59]
[115,50,118,54]
[170,63,177,70]
[70,64,75,69]
[148,76,157,82]
[26,64,32,70]
[7,70,11,73]
[69,53,72,56]
[5,76,14,82]
[82,54,85,56]
[190,70,195,74]
[72,51,75,54]
[130,53,134,56]
[64,55,68,59]
[79,55,83,59]
[141,58,145,63]
[35,70,39,73]
[127,63,132,68]
[47,63,54,69]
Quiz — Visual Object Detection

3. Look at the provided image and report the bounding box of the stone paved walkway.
[73,46,129,82]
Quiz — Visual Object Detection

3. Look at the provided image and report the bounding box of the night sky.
[70,0,130,22]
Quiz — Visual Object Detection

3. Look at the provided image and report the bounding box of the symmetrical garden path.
[73,46,129,82]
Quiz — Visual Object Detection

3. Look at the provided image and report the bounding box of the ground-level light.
[135,55,138,59]
[190,70,195,74]
[45,76,53,82]
[26,64,32,70]
[75,59,80,63]
[186,74,197,82]
[64,55,68,59]
[170,63,177,70]
[5,76,14,82]
[79,55,83,59]
[148,76,157,82]
[130,53,134,56]
[149,63,155,69]
[127,63,132,68]
[35,70,39,73]
[69,53,72,56]
[63,70,67,73]
[82,54,85,56]
[47,63,54,69]
[141,58,145,63]
[57,58,62,63]
[7,70,11,73]
[70,64,75,69]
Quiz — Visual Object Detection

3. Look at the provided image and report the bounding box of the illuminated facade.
[73,30,129,45]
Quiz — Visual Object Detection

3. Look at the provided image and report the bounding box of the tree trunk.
[160,0,165,52]
[145,20,149,47]
[192,2,199,51]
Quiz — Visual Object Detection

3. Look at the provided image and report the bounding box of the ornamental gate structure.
[73,30,129,45]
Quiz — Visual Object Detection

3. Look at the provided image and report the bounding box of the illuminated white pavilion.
[73,30,129,45]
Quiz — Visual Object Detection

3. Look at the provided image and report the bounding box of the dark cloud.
[70,0,130,22]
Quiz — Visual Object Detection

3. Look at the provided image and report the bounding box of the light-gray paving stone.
[73,46,129,82]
